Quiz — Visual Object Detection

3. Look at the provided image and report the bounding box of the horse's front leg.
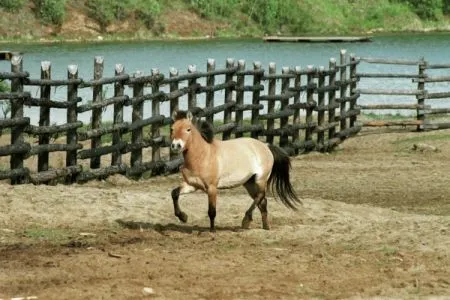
[171,182,196,223]
[207,185,217,232]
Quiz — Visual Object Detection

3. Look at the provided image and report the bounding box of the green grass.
[392,133,450,146]
[23,227,72,242]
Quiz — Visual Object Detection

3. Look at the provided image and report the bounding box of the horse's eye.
[187,128,191,132]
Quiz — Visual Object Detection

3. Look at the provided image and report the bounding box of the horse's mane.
[174,111,214,144]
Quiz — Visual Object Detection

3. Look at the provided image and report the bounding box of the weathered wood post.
[131,71,144,167]
[339,49,348,132]
[292,66,301,154]
[251,61,262,139]
[151,68,161,162]
[206,59,215,124]
[349,54,358,128]
[10,53,25,184]
[169,67,179,160]
[91,56,104,169]
[66,64,79,184]
[417,57,426,131]
[235,59,245,138]
[317,66,326,149]
[305,65,315,146]
[280,66,290,148]
[38,61,51,176]
[328,58,337,140]
[188,65,197,111]
[112,64,125,166]
[266,62,276,144]
[223,58,235,140]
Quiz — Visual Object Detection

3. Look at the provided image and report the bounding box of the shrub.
[0,0,26,12]
[35,0,66,25]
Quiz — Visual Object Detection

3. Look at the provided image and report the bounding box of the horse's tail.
[267,144,302,210]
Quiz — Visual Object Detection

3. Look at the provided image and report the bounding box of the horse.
[170,110,301,232]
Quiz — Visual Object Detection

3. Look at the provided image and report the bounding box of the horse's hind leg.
[243,177,268,230]
[171,182,196,223]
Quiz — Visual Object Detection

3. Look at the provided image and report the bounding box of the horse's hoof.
[177,212,188,223]
[241,217,251,229]
[262,224,270,230]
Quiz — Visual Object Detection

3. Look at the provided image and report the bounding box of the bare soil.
[1,129,450,300]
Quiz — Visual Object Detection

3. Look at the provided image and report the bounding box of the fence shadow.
[115,218,242,234]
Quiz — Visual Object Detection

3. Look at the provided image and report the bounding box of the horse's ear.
[187,111,193,121]
[171,110,178,121]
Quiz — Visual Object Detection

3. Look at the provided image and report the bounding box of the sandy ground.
[1,128,450,300]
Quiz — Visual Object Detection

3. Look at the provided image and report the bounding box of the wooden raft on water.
[263,36,373,43]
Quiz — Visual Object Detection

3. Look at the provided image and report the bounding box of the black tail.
[267,144,302,210]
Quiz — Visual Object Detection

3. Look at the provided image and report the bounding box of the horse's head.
[170,110,194,153]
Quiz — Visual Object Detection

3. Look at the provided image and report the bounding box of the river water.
[2,33,450,124]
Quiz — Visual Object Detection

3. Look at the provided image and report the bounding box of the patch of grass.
[391,133,450,146]
[23,227,72,243]
[362,112,412,121]
[379,245,399,256]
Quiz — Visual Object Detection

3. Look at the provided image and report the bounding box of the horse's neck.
[183,128,213,168]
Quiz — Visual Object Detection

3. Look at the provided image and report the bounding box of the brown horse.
[170,110,301,231]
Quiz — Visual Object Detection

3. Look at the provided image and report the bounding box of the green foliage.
[134,0,161,29]
[0,81,11,119]
[0,0,26,12]
[35,0,66,25]
[190,0,240,18]
[404,0,443,20]
[86,0,162,32]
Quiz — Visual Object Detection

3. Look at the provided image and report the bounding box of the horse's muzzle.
[171,139,184,153]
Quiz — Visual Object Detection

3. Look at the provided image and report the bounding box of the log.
[78,122,129,141]
[26,143,83,157]
[0,167,29,181]
[362,120,423,127]
[77,164,127,182]
[77,141,127,159]
[0,117,30,129]
[0,143,31,156]
[66,64,79,184]
[25,121,83,135]
[30,165,82,184]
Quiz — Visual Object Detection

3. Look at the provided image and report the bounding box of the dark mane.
[174,110,214,143]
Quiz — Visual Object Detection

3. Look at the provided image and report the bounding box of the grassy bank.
[0,0,450,43]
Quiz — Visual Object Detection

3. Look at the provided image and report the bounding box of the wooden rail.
[0,50,361,185]
[356,55,450,130]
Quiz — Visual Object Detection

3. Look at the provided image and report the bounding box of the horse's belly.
[217,170,254,189]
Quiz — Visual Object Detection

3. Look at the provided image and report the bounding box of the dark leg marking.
[171,187,188,223]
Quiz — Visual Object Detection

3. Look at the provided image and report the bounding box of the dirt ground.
[1,128,450,300]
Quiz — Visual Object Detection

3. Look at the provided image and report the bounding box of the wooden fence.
[356,56,450,130]
[0,49,361,185]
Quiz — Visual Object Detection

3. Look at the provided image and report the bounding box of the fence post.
[235,59,245,138]
[251,61,262,139]
[317,66,325,149]
[38,61,51,176]
[151,68,161,163]
[266,62,276,145]
[91,56,104,169]
[417,57,426,131]
[280,66,290,148]
[223,58,235,140]
[188,65,197,111]
[328,58,337,141]
[131,71,144,167]
[339,49,348,132]
[112,63,125,166]
[292,66,301,154]
[66,64,79,184]
[10,53,25,184]
[206,59,215,124]
[349,54,358,128]
[169,67,179,160]
[305,65,314,147]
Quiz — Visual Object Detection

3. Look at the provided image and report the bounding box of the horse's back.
[215,138,273,188]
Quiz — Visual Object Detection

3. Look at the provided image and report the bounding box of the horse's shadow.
[115,219,242,234]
